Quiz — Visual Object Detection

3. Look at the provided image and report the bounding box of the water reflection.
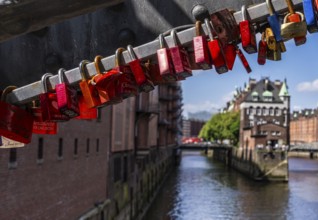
[144,152,318,220]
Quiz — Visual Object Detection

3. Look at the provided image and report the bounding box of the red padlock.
[56,68,80,118]
[223,44,237,70]
[145,60,165,85]
[205,18,228,74]
[75,94,98,120]
[79,60,101,108]
[157,34,177,82]
[239,5,257,54]
[169,30,192,79]
[127,45,154,93]
[193,20,212,70]
[39,73,69,122]
[0,86,34,144]
[31,100,58,134]
[236,46,252,73]
[114,48,139,99]
[91,55,122,106]
[258,32,267,65]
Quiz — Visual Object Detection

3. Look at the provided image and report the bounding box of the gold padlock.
[265,28,277,51]
[281,12,307,40]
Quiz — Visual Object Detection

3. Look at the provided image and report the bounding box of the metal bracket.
[7,0,303,105]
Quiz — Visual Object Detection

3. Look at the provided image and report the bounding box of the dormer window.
[263,90,273,102]
[252,91,258,101]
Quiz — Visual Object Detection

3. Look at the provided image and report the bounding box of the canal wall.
[213,148,289,182]
[288,151,318,159]
[78,146,176,220]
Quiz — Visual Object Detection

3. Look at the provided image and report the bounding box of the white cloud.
[297,79,318,92]
[183,101,220,115]
[293,105,302,111]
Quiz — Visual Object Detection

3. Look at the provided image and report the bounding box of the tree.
[199,111,240,146]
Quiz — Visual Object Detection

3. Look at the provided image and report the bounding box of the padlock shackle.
[158,34,166,49]
[127,45,138,61]
[170,30,179,47]
[266,0,275,15]
[79,60,90,81]
[41,73,54,93]
[241,5,247,21]
[94,55,103,75]
[283,11,304,23]
[204,18,214,41]
[195,21,202,37]
[58,68,66,84]
[285,0,295,14]
[115,47,126,67]
[1,86,17,102]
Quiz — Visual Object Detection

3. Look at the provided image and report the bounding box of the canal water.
[144,151,318,220]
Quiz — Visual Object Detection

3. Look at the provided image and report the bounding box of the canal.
[144,151,318,220]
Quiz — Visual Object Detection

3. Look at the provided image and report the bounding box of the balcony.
[136,104,160,117]
[158,119,170,126]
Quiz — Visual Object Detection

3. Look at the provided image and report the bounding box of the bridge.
[289,143,318,152]
[179,143,232,151]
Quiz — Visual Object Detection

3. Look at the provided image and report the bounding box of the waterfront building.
[225,78,290,150]
[290,109,318,144]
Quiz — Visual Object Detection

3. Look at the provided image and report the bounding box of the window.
[96,139,99,153]
[37,138,44,163]
[275,108,281,116]
[9,148,17,164]
[74,138,78,156]
[269,108,274,116]
[114,157,122,182]
[271,131,276,136]
[246,108,250,115]
[263,108,268,116]
[257,107,261,116]
[277,131,281,136]
[123,156,128,182]
[86,138,90,155]
[58,138,63,159]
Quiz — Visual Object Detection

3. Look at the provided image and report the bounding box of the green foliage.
[199,111,240,146]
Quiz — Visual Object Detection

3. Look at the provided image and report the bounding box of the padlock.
[239,5,257,54]
[303,0,318,33]
[193,20,212,70]
[55,68,80,118]
[127,45,155,93]
[266,0,283,42]
[236,46,252,73]
[0,86,34,144]
[258,32,267,65]
[79,60,102,108]
[31,100,58,134]
[0,136,25,149]
[169,30,193,79]
[223,43,236,70]
[91,55,122,106]
[75,94,98,120]
[145,60,165,85]
[266,28,278,51]
[281,0,307,45]
[114,48,139,99]
[39,73,70,122]
[205,18,228,74]
[157,34,177,82]
[210,9,241,49]
[267,42,282,61]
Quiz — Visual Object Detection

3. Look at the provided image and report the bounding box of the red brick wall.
[0,108,111,220]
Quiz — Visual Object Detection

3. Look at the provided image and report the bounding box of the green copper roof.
[279,81,289,96]
[263,90,273,97]
[251,91,258,96]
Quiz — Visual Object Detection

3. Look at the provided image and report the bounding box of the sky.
[182,33,318,118]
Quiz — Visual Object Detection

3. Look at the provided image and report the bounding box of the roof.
[243,78,285,103]
[279,80,289,96]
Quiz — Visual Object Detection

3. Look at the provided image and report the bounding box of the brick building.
[290,109,318,144]
[0,82,182,220]
[225,78,290,150]
[182,119,206,138]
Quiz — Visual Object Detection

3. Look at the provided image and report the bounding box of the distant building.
[182,119,206,138]
[290,109,318,144]
[225,78,290,149]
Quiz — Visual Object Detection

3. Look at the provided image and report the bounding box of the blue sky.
[182,33,318,117]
